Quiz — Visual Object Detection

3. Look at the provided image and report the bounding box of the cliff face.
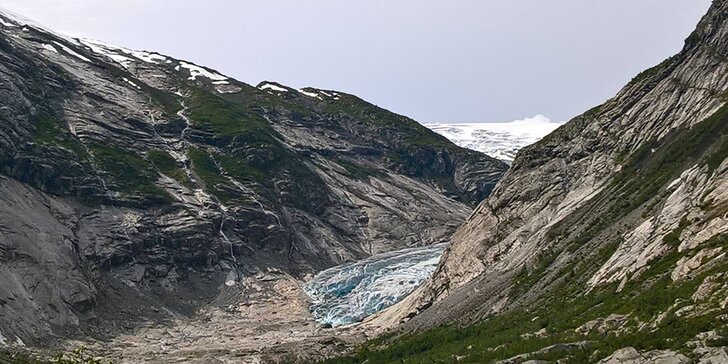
[381,0,728,333]
[0,11,507,345]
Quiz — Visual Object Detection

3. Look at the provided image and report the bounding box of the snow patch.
[299,89,322,99]
[303,244,445,327]
[42,43,58,53]
[178,61,228,81]
[425,115,562,162]
[79,38,168,67]
[80,39,133,67]
[123,77,141,90]
[259,83,288,92]
[217,87,241,94]
[129,50,166,64]
[52,41,92,62]
[0,17,15,27]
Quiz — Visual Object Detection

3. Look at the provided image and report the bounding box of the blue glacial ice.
[302,243,446,327]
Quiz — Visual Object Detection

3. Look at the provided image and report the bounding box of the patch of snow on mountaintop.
[0,17,14,27]
[80,39,133,67]
[129,50,166,64]
[425,115,562,162]
[298,89,322,99]
[42,43,58,53]
[259,83,288,92]
[80,38,171,68]
[178,61,228,81]
[52,41,92,62]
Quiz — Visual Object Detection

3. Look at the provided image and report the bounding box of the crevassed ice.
[425,115,562,162]
[303,244,445,327]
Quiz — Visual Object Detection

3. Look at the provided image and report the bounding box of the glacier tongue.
[303,244,446,327]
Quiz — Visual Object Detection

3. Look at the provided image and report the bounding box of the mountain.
[424,115,562,162]
[330,1,728,362]
[0,8,508,352]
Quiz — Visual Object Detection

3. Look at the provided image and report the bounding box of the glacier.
[424,115,562,162]
[303,244,446,327]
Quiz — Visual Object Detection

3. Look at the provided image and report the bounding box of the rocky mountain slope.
[332,1,728,362]
[0,9,507,349]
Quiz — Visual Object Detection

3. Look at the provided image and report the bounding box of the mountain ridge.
[0,7,507,354]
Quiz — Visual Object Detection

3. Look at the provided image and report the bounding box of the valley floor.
[78,275,371,363]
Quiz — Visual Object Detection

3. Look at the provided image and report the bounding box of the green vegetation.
[613,102,727,214]
[333,157,384,180]
[662,217,689,246]
[187,90,270,139]
[0,347,102,364]
[51,347,102,364]
[0,350,42,364]
[703,131,728,176]
[188,147,235,204]
[89,143,170,202]
[323,94,452,149]
[31,112,88,158]
[147,149,189,186]
[217,153,265,181]
[188,146,281,204]
[627,56,676,87]
[510,248,560,299]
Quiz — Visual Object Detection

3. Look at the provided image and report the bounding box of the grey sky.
[1,1,712,123]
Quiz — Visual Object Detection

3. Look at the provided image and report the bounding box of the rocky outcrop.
[598,347,689,364]
[0,10,507,347]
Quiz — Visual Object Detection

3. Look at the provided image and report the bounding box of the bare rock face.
[0,11,507,347]
[381,0,728,331]
[598,347,689,364]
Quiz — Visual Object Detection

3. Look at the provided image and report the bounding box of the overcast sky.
[0,1,712,123]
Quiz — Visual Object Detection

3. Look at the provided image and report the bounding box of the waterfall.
[219,207,239,287]
[149,103,240,286]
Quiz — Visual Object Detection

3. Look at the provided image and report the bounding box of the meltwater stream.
[302,244,446,327]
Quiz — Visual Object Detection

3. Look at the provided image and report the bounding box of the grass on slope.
[31,112,88,158]
[89,143,170,203]
[0,347,101,364]
[187,89,271,139]
[322,94,455,149]
[147,149,189,186]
